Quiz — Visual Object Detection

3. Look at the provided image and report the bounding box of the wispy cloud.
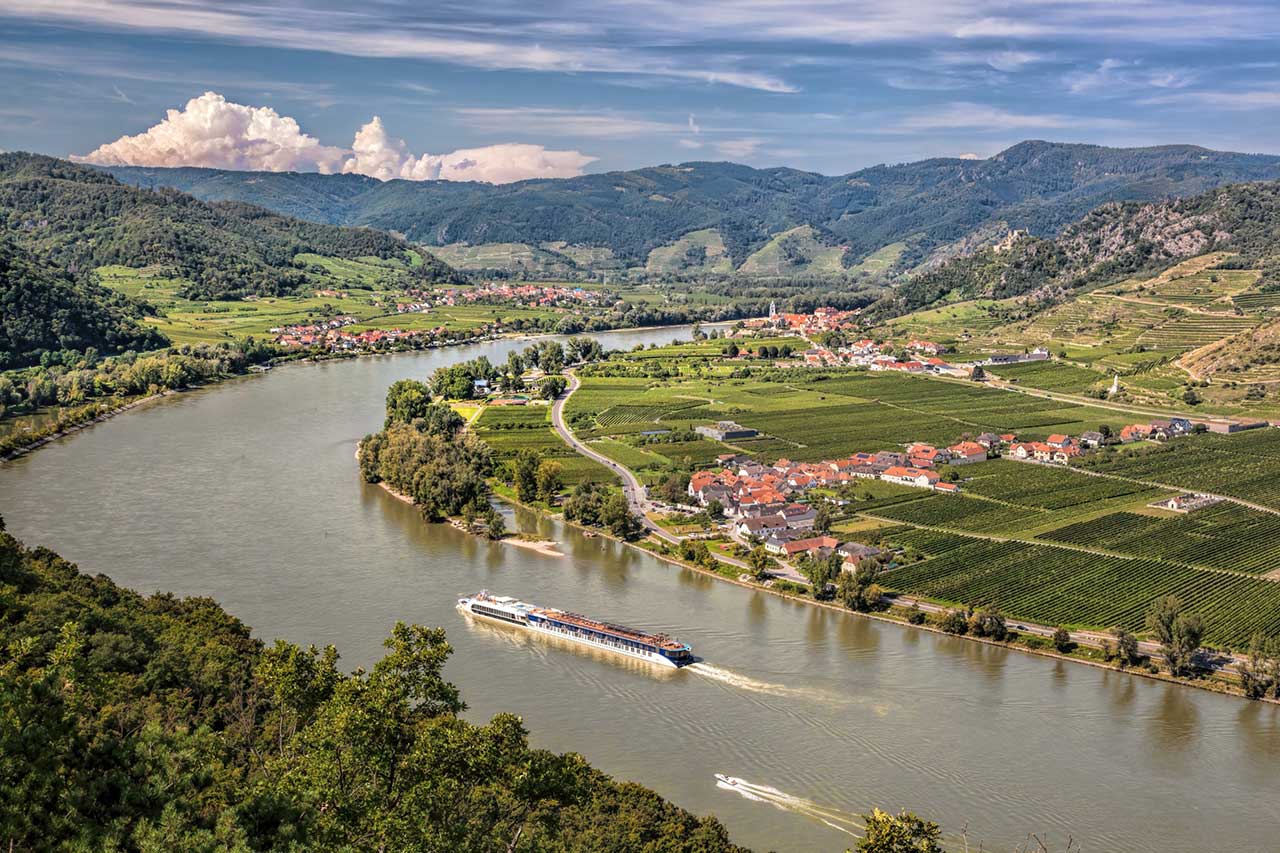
[891,102,1131,132]
[455,107,688,139]
[1064,58,1197,95]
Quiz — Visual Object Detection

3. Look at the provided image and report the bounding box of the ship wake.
[715,775,862,836]
[685,662,841,703]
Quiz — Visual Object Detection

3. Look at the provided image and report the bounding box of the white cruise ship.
[457,591,693,668]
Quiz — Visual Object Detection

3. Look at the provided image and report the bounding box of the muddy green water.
[2,328,1277,851]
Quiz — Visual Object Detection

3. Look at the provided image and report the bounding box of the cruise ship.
[457,591,694,667]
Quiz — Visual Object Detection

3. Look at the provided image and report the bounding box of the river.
[1,326,1277,851]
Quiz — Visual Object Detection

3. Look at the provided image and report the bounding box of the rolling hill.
[102,141,1280,277]
[0,235,166,368]
[0,153,462,302]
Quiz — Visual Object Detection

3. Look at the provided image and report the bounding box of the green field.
[473,405,615,486]
[645,229,734,275]
[882,536,1280,648]
[738,226,847,276]
[988,361,1112,394]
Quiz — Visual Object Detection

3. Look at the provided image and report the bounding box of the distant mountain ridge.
[103,141,1280,276]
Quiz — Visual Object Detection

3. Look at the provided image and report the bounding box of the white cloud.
[1064,59,1196,95]
[74,93,594,183]
[957,152,982,159]
[344,117,595,183]
[678,139,704,149]
[715,138,764,159]
[73,92,348,172]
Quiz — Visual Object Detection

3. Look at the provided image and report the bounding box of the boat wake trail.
[685,662,842,703]
[714,775,862,836]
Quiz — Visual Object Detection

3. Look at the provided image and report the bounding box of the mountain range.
[104,141,1280,277]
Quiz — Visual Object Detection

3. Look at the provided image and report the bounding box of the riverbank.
[498,485,1274,704]
[1,391,171,461]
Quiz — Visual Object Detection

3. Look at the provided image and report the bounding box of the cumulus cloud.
[343,116,595,183]
[74,92,348,172]
[74,92,594,183]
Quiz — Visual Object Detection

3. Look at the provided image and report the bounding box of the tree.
[813,503,832,535]
[1145,596,1204,676]
[837,559,884,612]
[1239,633,1280,700]
[1182,387,1202,406]
[483,505,506,540]
[937,609,968,635]
[705,499,725,521]
[384,379,435,427]
[968,605,1007,640]
[724,341,740,358]
[746,545,772,581]
[857,808,943,852]
[513,450,540,503]
[1052,626,1073,653]
[803,552,841,600]
[535,460,564,503]
[1108,626,1141,668]
[539,375,567,400]
[601,493,642,540]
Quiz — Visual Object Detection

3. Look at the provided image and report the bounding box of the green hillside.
[0,236,166,368]
[0,153,461,302]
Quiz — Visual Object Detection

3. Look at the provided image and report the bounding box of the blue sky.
[2,1,1279,181]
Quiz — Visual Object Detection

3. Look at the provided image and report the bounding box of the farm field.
[1037,502,1280,575]
[1073,428,1280,512]
[472,405,615,486]
[97,252,469,346]
[98,264,404,345]
[882,537,1280,648]
[987,360,1111,394]
[645,228,734,275]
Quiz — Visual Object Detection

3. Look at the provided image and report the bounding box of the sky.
[1,0,1279,183]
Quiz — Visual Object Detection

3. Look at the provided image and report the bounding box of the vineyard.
[1074,429,1280,511]
[474,406,614,485]
[1037,503,1280,574]
[882,538,1280,648]
[958,460,1152,511]
[988,361,1111,394]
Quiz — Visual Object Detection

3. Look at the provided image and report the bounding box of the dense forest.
[106,141,1280,271]
[879,179,1280,317]
[0,519,747,850]
[0,235,166,368]
[0,153,462,301]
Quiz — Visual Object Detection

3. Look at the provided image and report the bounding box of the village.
[737,303,1050,377]
[413,282,615,310]
[676,412,1227,575]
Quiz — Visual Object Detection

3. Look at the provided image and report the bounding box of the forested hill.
[0,236,166,369]
[0,153,462,301]
[882,179,1280,316]
[0,522,747,851]
[104,141,1280,272]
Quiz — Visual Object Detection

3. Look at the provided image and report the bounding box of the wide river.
[2,326,1278,851]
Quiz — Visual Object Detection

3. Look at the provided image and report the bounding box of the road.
[550,371,1246,677]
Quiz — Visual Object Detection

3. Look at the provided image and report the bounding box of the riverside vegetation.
[0,519,751,851]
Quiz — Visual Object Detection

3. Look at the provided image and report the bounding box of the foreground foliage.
[0,521,745,851]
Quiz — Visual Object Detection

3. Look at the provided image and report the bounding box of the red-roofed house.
[881,466,941,488]
[948,441,988,464]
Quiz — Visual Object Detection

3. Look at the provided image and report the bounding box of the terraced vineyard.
[883,538,1280,647]
[1136,313,1258,349]
[1232,291,1280,311]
